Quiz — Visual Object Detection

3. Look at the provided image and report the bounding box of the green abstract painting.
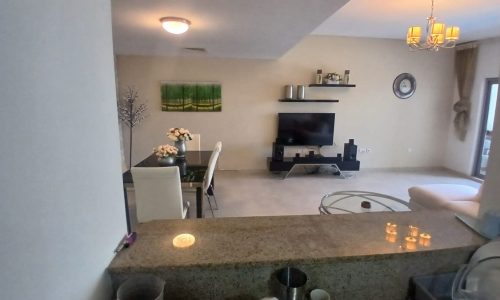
[161,82,222,112]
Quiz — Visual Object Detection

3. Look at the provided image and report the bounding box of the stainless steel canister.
[297,85,305,100]
[284,85,294,99]
[275,267,307,300]
[117,275,165,300]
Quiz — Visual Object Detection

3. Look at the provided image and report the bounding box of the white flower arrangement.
[167,127,192,141]
[153,144,178,158]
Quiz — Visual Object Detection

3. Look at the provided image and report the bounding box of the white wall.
[117,36,455,170]
[0,1,126,299]
[444,38,500,175]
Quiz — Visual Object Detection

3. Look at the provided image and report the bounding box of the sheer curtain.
[453,45,478,141]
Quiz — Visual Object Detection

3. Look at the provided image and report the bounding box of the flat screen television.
[277,113,335,146]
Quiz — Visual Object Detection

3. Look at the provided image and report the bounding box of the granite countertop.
[108,210,485,272]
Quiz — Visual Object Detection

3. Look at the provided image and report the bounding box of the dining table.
[122,151,213,229]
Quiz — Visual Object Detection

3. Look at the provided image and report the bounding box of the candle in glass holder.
[408,225,419,237]
[386,222,397,233]
[385,230,398,243]
[405,236,417,250]
[419,233,432,247]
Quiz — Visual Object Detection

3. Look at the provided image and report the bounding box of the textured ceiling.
[112,0,500,59]
[313,0,500,42]
[112,0,349,59]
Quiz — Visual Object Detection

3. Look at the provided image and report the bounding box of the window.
[474,78,499,178]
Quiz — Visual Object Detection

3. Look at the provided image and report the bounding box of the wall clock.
[393,73,416,99]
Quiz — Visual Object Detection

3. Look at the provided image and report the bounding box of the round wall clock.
[393,73,416,99]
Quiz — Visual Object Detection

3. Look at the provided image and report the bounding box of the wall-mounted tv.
[277,113,335,146]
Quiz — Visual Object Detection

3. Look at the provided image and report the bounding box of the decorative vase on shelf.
[175,140,187,157]
[158,156,175,166]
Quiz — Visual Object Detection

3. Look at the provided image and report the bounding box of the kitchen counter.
[108,210,485,299]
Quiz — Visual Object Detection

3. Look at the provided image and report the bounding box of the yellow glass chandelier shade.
[431,23,446,35]
[435,33,445,44]
[405,0,459,50]
[407,26,422,44]
[430,22,445,44]
[446,26,460,40]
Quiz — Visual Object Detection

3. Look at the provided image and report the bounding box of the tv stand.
[282,163,348,179]
[267,155,360,179]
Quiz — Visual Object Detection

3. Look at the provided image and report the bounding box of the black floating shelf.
[308,84,356,87]
[279,99,339,103]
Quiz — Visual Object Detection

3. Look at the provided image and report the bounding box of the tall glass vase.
[175,140,187,157]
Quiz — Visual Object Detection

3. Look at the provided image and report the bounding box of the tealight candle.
[419,233,432,247]
[408,225,419,237]
[386,222,397,233]
[172,233,196,248]
[405,236,417,250]
[385,230,398,243]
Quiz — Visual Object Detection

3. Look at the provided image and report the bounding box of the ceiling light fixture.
[172,233,195,248]
[406,0,460,51]
[160,17,191,35]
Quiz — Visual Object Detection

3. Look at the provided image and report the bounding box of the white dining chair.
[186,133,201,151]
[131,166,188,222]
[204,141,222,217]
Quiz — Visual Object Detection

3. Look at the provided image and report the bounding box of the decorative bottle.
[316,69,323,84]
[343,70,350,84]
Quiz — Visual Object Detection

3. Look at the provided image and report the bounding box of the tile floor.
[126,167,480,229]
[193,167,480,218]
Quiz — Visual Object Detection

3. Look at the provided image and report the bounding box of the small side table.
[319,191,410,214]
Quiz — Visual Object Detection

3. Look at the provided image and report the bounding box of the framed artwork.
[161,82,221,112]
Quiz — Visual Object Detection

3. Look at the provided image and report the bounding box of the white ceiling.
[111,0,349,59]
[313,0,500,42]
[112,0,500,59]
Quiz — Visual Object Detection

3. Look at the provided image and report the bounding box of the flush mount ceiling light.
[160,17,191,34]
[172,233,195,248]
[406,0,460,51]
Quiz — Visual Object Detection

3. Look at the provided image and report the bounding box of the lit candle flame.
[386,222,397,233]
[385,230,398,243]
[405,236,417,250]
[419,233,432,247]
[408,225,419,238]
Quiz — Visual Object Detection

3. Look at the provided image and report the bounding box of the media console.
[267,155,360,172]
[268,139,361,178]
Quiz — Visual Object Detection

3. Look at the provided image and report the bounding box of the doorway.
[474,78,499,178]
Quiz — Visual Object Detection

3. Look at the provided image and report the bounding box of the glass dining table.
[122,151,212,228]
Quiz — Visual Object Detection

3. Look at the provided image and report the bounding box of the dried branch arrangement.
[117,87,148,168]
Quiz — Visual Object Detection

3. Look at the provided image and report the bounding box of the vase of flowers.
[153,144,178,166]
[167,127,192,157]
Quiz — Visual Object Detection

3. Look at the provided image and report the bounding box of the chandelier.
[407,0,460,51]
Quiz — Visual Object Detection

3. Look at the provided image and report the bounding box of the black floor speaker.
[272,143,284,161]
[343,139,357,161]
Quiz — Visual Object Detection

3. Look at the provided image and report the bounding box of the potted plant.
[153,144,178,166]
[167,127,192,157]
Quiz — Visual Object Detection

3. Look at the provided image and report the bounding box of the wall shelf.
[278,99,339,103]
[308,84,356,87]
